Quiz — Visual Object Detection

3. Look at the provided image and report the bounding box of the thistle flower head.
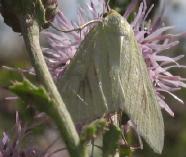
[124,0,186,116]
[43,0,186,116]
[43,0,105,79]
[0,112,41,157]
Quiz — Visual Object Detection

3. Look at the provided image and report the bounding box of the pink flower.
[124,0,186,116]
[43,0,105,79]
[0,112,41,157]
[43,0,186,116]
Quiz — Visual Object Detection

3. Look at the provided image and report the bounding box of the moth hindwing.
[57,10,164,154]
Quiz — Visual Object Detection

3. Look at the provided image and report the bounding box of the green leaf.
[103,124,121,157]
[9,78,54,114]
[80,119,107,144]
[119,145,132,157]
[57,10,164,153]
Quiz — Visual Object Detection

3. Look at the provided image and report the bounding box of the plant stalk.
[19,15,87,157]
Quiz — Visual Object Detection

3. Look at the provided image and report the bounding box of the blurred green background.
[0,0,186,157]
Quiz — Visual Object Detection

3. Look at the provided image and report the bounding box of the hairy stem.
[19,15,87,157]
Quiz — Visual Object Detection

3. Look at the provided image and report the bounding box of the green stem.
[19,15,87,157]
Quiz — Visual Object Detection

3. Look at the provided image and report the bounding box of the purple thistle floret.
[0,112,40,157]
[43,0,186,116]
[124,0,186,116]
[43,0,105,79]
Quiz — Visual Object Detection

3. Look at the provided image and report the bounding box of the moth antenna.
[49,19,101,33]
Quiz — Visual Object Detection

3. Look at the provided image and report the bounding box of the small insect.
[57,10,164,154]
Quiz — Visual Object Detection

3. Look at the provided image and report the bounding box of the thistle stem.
[19,15,87,157]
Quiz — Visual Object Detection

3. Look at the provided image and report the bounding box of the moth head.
[103,10,132,37]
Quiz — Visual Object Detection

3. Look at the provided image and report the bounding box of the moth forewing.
[110,11,164,153]
[57,10,164,153]
[57,26,108,124]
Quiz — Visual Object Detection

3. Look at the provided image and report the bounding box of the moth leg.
[123,120,143,150]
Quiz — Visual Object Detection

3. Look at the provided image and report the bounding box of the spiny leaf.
[119,145,132,157]
[80,119,107,144]
[9,78,54,114]
[103,124,122,157]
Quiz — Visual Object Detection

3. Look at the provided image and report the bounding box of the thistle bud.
[42,0,58,28]
[0,0,58,32]
[0,0,21,32]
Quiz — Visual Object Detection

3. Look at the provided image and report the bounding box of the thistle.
[0,112,41,157]
[43,0,186,117]
[0,0,58,32]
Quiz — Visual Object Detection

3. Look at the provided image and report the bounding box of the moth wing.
[57,28,108,124]
[83,11,164,153]
[95,12,164,153]
[57,10,164,153]
[119,26,164,154]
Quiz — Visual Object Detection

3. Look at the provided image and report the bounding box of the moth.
[57,10,164,154]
